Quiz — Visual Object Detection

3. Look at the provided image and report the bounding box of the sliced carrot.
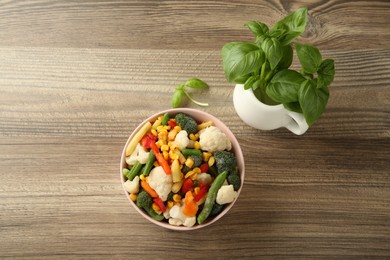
[182,191,198,217]
[141,180,158,198]
[150,142,172,175]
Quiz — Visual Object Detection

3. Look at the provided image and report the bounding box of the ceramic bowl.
[120,108,245,230]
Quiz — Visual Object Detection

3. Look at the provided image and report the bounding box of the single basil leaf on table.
[317,59,335,89]
[270,7,308,45]
[261,37,282,70]
[171,87,185,108]
[278,44,293,69]
[245,21,269,36]
[266,69,306,103]
[298,79,329,125]
[221,42,265,82]
[295,43,322,74]
[184,78,209,89]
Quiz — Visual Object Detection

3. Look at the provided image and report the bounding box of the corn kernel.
[167,201,174,208]
[174,125,182,132]
[153,161,160,167]
[161,144,169,151]
[168,129,178,141]
[139,174,146,181]
[194,187,200,195]
[194,141,201,150]
[145,176,149,183]
[151,129,158,136]
[157,116,163,121]
[170,142,179,151]
[185,158,194,168]
[202,152,212,162]
[152,119,162,129]
[158,130,168,140]
[197,121,213,131]
[129,193,138,201]
[169,150,179,160]
[208,156,215,166]
[185,170,195,179]
[156,125,165,132]
[152,202,162,213]
[163,150,169,160]
[173,194,182,202]
[193,167,201,174]
[164,125,171,131]
[189,133,198,141]
[190,173,198,180]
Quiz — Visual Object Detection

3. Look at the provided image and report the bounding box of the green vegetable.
[227,173,241,191]
[142,150,155,176]
[161,113,170,126]
[175,113,198,134]
[181,148,203,157]
[214,150,237,175]
[122,168,130,178]
[221,7,335,126]
[189,155,202,168]
[126,161,143,181]
[197,171,228,224]
[209,203,225,218]
[136,190,164,221]
[171,78,209,108]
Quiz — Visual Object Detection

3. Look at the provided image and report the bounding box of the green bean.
[197,171,228,224]
[126,161,143,181]
[122,168,130,178]
[142,150,155,176]
[161,112,170,126]
[144,206,164,221]
[182,148,202,157]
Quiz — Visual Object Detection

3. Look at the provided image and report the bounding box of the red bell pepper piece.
[168,120,177,128]
[194,184,209,202]
[141,133,157,149]
[153,197,167,213]
[150,142,171,175]
[199,163,209,173]
[181,178,193,194]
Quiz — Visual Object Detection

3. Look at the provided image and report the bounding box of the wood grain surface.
[1,0,389,259]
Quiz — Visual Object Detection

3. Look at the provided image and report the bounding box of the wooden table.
[1,1,389,258]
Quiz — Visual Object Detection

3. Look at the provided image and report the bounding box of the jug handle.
[285,111,309,135]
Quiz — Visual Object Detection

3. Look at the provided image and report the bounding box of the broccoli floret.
[136,190,152,208]
[175,113,198,135]
[209,203,225,218]
[214,150,237,175]
[189,154,202,168]
[227,173,241,191]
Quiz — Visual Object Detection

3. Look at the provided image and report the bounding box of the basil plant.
[222,7,335,126]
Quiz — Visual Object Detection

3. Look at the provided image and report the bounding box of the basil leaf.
[283,102,303,113]
[171,88,185,108]
[266,69,305,103]
[245,21,269,36]
[295,43,322,74]
[317,59,335,89]
[278,44,293,69]
[221,42,265,82]
[299,79,329,125]
[261,37,282,70]
[271,7,308,45]
[184,78,209,89]
[244,75,259,90]
[233,74,252,84]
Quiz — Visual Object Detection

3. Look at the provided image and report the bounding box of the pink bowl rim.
[120,108,245,231]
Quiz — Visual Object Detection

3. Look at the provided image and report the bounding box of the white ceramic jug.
[233,84,309,135]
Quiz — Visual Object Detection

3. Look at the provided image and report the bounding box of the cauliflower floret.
[168,204,196,227]
[196,172,212,186]
[123,176,140,194]
[173,130,190,150]
[216,185,237,205]
[199,126,232,153]
[126,143,150,165]
[148,166,172,201]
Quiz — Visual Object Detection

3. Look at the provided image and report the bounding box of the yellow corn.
[161,144,169,151]
[173,125,182,132]
[152,119,162,129]
[156,125,165,132]
[169,150,179,160]
[153,161,160,167]
[189,133,199,141]
[197,121,213,131]
[170,142,179,151]
[193,167,201,174]
[194,187,200,195]
[139,174,146,181]
[152,202,162,213]
[173,194,182,202]
[167,201,174,208]
[151,129,158,136]
[184,170,196,179]
[190,173,198,180]
[194,141,201,150]
[168,129,178,141]
[202,152,212,162]
[129,193,137,201]
[158,130,168,140]
[171,181,183,193]
[163,150,169,160]
[145,176,149,183]
[208,156,215,166]
[185,158,194,168]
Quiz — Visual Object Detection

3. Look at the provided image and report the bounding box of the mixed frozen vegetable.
[122,112,241,227]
